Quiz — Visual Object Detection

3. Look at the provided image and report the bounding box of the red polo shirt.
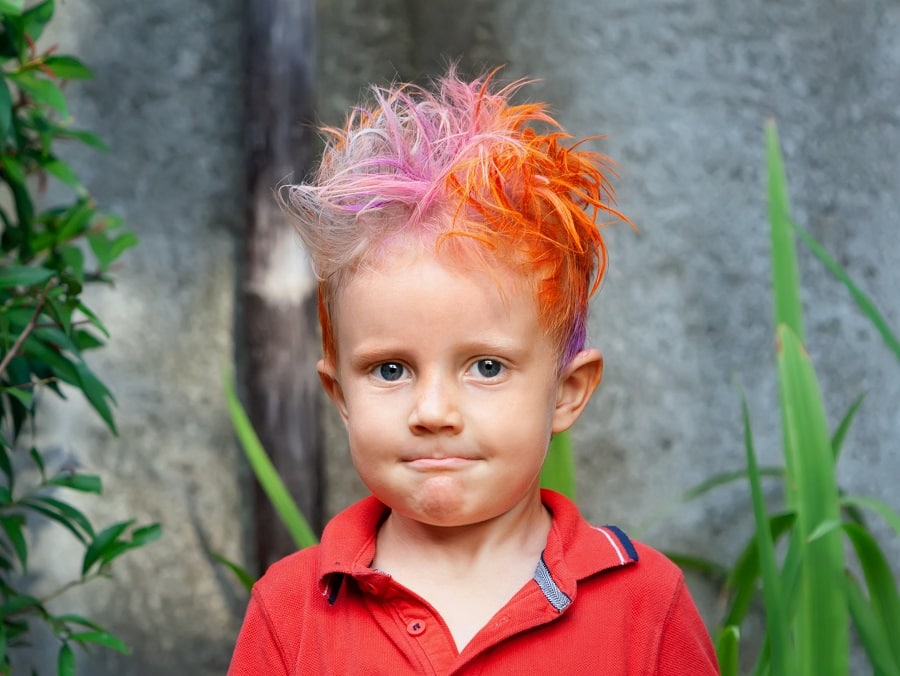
[229,490,719,674]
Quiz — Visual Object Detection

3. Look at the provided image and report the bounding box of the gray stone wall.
[27,0,899,673]
[30,1,246,674]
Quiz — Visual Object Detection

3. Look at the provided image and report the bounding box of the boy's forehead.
[342,240,535,303]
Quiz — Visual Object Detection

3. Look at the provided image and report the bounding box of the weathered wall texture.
[27,0,899,673]
[29,1,247,674]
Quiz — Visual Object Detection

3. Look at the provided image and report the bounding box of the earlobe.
[552,349,603,434]
[317,359,349,423]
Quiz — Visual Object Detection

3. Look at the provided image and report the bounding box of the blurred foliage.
[671,122,900,676]
[0,1,160,673]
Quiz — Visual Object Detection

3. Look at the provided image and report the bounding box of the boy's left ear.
[552,348,603,434]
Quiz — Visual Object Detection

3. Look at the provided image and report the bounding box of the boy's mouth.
[403,455,478,470]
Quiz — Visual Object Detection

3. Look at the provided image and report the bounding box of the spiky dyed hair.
[283,66,627,367]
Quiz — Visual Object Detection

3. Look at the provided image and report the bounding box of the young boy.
[229,67,719,675]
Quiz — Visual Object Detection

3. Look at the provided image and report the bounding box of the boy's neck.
[371,488,552,651]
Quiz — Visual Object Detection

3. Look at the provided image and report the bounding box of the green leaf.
[54,613,105,631]
[82,520,133,576]
[0,77,11,142]
[704,512,796,631]
[55,127,110,152]
[776,325,848,675]
[0,0,25,17]
[2,384,33,409]
[0,593,40,615]
[48,473,102,494]
[56,198,95,241]
[6,71,67,116]
[842,495,900,541]
[68,630,129,654]
[766,121,804,342]
[19,499,88,544]
[0,513,27,570]
[0,265,53,288]
[223,370,318,549]
[76,301,110,338]
[831,393,865,462]
[806,518,842,543]
[20,0,53,43]
[0,444,12,489]
[59,245,85,285]
[540,431,576,499]
[73,362,117,434]
[0,154,25,184]
[680,466,784,502]
[42,55,92,80]
[794,224,900,364]
[212,552,257,593]
[842,522,900,670]
[56,642,74,676]
[716,625,741,676]
[846,573,900,676]
[88,229,139,272]
[44,158,82,191]
[29,446,45,480]
[740,390,792,676]
[92,523,160,570]
[21,495,94,540]
[127,523,162,548]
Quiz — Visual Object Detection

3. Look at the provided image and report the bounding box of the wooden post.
[240,0,321,570]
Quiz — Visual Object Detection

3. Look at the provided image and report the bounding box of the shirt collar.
[315,490,639,598]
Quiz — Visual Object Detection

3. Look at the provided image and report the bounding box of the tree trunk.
[240,0,321,571]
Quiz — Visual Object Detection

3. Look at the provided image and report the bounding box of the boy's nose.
[408,374,463,434]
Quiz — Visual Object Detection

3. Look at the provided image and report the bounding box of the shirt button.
[406,620,426,636]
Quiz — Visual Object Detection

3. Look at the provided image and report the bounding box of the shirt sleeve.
[655,576,720,675]
[227,588,291,676]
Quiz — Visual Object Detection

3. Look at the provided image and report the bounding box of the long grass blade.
[741,390,791,676]
[845,571,900,676]
[721,511,795,629]
[842,495,900,538]
[223,371,318,550]
[766,121,804,342]
[831,393,865,462]
[716,625,741,676]
[794,224,900,363]
[842,522,900,670]
[776,325,848,676]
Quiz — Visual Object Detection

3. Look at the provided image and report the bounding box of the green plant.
[671,122,900,675]
[0,2,161,673]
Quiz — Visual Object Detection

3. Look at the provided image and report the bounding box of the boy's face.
[318,249,602,529]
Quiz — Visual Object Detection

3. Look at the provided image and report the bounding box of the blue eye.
[377,362,405,381]
[474,359,504,378]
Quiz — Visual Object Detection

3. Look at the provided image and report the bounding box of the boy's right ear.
[317,359,349,423]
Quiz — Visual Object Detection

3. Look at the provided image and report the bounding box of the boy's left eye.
[471,359,504,378]
[376,362,406,381]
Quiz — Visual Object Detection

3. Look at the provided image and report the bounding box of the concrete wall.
[27,0,899,673]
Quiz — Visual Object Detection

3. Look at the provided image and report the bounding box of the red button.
[406,620,425,636]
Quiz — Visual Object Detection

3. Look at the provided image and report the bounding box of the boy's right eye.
[376,362,405,381]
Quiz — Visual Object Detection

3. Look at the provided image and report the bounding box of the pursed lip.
[402,454,479,470]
